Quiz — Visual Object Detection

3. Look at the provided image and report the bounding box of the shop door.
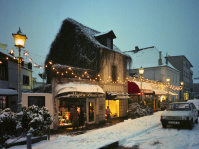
[87,99,95,124]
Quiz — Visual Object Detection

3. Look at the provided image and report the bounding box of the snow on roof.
[55,82,104,97]
[0,48,15,59]
[67,18,128,57]
[0,89,18,95]
[124,46,178,71]
[94,30,116,38]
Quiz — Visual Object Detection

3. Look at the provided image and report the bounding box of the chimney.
[135,46,139,53]
[165,53,168,65]
[158,51,162,65]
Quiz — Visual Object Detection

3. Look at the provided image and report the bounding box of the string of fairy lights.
[0,48,43,69]
[46,60,183,92]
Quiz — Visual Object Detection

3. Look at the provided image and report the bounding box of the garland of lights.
[0,49,43,69]
[46,60,183,91]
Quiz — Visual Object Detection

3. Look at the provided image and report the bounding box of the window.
[28,96,45,108]
[0,66,6,80]
[107,38,111,49]
[112,65,117,82]
[23,75,29,85]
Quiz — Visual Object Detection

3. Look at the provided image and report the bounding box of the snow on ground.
[10,111,199,149]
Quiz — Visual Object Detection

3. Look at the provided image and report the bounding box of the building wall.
[168,56,193,99]
[21,67,33,90]
[99,50,129,117]
[8,60,18,89]
[22,93,54,129]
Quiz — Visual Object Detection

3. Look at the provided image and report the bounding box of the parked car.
[187,99,199,117]
[160,102,198,129]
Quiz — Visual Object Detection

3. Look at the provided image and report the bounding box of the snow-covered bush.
[21,105,54,136]
[128,103,153,119]
[0,108,17,141]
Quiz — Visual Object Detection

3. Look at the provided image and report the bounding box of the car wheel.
[189,119,193,130]
[195,118,198,124]
[162,124,166,128]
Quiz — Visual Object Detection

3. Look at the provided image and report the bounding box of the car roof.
[171,102,190,104]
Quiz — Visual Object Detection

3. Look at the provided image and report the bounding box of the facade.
[193,83,199,98]
[0,48,33,112]
[124,46,181,106]
[167,55,194,100]
[42,18,130,129]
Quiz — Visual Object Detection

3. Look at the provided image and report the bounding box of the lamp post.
[180,81,184,101]
[12,27,28,113]
[166,78,170,102]
[139,66,144,103]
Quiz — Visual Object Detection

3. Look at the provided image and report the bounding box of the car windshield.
[167,103,191,111]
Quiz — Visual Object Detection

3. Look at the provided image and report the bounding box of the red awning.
[128,81,154,95]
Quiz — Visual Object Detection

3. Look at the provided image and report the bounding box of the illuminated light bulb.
[29,58,32,62]
[71,72,74,75]
[40,66,42,69]
[45,65,48,67]
[65,71,68,73]
[52,67,55,70]
[49,61,52,65]
[34,63,37,67]
[61,73,64,76]
[75,76,77,78]
[84,71,87,74]
[0,61,2,64]
[6,57,9,60]
[13,57,16,59]
[57,72,59,74]
[68,67,72,70]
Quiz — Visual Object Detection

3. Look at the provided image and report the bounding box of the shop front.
[0,89,18,112]
[106,92,129,118]
[55,82,105,127]
[128,81,154,105]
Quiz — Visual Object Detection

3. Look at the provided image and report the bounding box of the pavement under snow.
[10,111,199,149]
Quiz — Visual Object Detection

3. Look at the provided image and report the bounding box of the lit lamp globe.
[139,67,144,75]
[12,27,27,48]
[180,81,184,86]
[166,78,170,82]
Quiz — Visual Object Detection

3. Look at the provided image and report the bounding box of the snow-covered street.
[10,111,199,149]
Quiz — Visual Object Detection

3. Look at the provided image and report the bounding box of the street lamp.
[12,27,28,113]
[139,66,144,103]
[180,81,184,100]
[166,78,170,102]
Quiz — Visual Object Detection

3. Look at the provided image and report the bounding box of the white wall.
[22,93,54,129]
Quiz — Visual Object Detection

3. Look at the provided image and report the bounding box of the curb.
[99,141,119,149]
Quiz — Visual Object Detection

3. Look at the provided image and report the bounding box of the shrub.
[0,108,18,143]
[21,105,54,136]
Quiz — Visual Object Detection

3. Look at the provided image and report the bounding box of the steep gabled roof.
[66,18,128,57]
[124,46,179,71]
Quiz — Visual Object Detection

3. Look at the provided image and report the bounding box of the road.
[119,120,199,149]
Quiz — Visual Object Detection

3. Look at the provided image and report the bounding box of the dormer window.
[107,38,111,49]
[94,30,116,49]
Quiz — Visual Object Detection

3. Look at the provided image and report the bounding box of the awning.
[128,81,153,95]
[106,92,129,100]
[153,89,178,96]
[153,89,167,95]
[169,91,178,96]
[55,82,104,97]
[0,89,18,95]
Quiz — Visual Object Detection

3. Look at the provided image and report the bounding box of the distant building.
[0,48,33,112]
[125,46,180,103]
[167,55,193,100]
[193,83,199,99]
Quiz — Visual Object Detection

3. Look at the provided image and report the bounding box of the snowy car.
[160,102,198,129]
[187,99,199,117]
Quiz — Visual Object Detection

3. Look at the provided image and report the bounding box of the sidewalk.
[50,116,128,136]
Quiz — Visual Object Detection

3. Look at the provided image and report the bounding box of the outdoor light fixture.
[12,27,27,113]
[180,81,184,100]
[139,66,144,103]
[166,78,170,102]
[139,66,144,75]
